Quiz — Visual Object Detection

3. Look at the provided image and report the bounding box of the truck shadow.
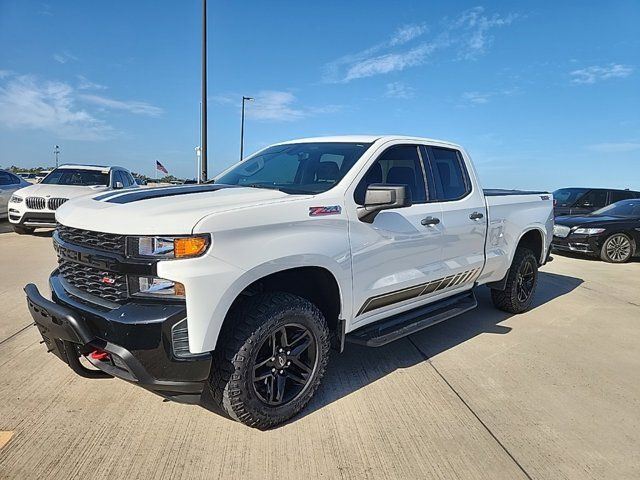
[198,271,583,426]
[289,271,583,425]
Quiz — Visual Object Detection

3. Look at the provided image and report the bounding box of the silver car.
[0,170,31,218]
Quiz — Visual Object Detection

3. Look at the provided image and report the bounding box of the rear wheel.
[600,233,634,263]
[491,248,539,314]
[209,292,330,429]
[13,226,34,235]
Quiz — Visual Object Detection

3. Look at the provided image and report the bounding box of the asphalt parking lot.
[1,221,639,480]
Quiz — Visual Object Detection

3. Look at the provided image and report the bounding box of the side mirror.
[357,184,412,223]
[114,181,124,190]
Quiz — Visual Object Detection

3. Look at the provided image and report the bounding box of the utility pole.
[53,145,60,167]
[200,0,208,182]
[240,96,253,161]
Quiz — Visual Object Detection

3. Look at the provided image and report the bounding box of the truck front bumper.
[25,274,212,399]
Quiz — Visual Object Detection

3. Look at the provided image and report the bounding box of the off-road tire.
[13,226,34,235]
[491,247,539,314]
[209,292,330,429]
[600,233,634,263]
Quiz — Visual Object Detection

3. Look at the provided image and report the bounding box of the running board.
[346,290,477,347]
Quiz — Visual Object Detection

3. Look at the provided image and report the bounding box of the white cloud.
[80,94,163,116]
[214,90,340,122]
[0,72,163,140]
[587,142,640,153]
[0,74,110,140]
[323,8,516,83]
[451,7,518,59]
[389,24,428,46]
[461,91,491,105]
[385,82,415,99]
[570,64,633,84]
[76,75,107,90]
[53,51,78,64]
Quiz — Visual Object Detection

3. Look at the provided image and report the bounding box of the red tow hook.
[90,349,111,361]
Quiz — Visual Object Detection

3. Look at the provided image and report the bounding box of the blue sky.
[0,0,638,190]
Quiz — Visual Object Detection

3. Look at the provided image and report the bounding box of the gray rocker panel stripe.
[94,184,238,204]
[357,268,480,316]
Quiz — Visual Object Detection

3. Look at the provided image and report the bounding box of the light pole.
[53,145,60,167]
[200,0,208,182]
[240,96,253,161]
[195,146,202,183]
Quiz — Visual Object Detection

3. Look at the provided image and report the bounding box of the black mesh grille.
[58,259,128,303]
[57,224,126,255]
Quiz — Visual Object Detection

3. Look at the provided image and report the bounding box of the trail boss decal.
[309,206,341,217]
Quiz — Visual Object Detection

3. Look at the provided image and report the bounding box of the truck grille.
[26,197,46,210]
[57,224,126,255]
[58,259,128,303]
[48,197,68,210]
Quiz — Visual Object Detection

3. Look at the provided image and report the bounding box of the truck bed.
[483,189,549,196]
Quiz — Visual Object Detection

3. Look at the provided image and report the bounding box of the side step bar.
[346,290,478,347]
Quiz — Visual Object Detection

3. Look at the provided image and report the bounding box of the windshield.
[592,199,640,217]
[215,142,372,194]
[553,188,589,207]
[41,168,109,186]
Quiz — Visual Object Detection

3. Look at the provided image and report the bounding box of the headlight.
[129,276,185,299]
[127,235,210,259]
[9,195,23,204]
[573,227,605,235]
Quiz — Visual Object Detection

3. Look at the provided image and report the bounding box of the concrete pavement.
[0,221,639,479]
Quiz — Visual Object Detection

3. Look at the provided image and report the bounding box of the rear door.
[422,145,487,287]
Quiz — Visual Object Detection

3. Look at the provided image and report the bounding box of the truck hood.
[15,183,108,199]
[55,184,296,234]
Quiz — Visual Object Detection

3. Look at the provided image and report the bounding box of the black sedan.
[552,199,640,263]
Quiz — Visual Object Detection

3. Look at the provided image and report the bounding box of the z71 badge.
[309,206,341,217]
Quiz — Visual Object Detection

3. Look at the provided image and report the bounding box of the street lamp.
[195,146,202,183]
[53,145,60,167]
[240,96,253,161]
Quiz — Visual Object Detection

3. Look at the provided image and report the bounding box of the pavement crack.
[0,323,33,346]
[407,336,534,480]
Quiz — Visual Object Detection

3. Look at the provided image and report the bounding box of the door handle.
[421,216,440,226]
[469,212,484,220]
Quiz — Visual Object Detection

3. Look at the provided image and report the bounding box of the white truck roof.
[277,135,462,149]
[57,164,123,172]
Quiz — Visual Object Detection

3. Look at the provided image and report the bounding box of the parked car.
[0,170,31,218]
[25,135,553,428]
[134,177,148,186]
[553,187,640,216]
[9,164,139,234]
[35,170,52,183]
[553,198,640,263]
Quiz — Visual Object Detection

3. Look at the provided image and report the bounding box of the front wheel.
[209,292,330,429]
[491,247,539,314]
[600,233,634,263]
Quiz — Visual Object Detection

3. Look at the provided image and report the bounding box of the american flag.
[156,160,168,174]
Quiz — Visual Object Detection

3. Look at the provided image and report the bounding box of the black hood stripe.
[98,184,238,204]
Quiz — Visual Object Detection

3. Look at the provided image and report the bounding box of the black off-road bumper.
[25,275,212,400]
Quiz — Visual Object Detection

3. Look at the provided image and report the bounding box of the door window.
[0,172,16,186]
[578,189,607,208]
[427,147,471,201]
[354,145,427,204]
[610,190,635,203]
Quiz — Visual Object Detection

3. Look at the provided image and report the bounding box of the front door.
[348,143,445,327]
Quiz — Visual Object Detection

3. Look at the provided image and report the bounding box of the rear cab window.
[423,146,471,201]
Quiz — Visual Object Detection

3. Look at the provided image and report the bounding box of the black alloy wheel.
[252,323,318,406]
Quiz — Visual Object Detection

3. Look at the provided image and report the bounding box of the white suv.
[9,164,138,234]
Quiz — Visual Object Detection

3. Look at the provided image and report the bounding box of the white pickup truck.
[25,136,553,429]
